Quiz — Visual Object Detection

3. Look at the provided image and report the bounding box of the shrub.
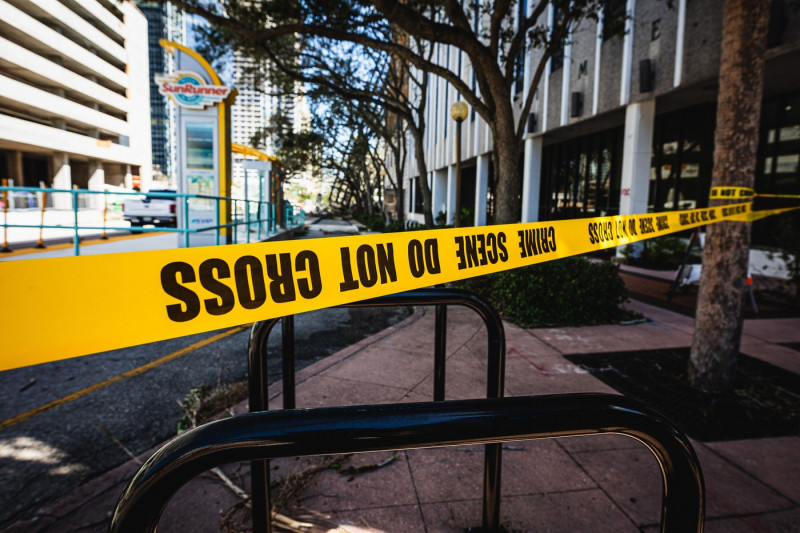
[353,213,385,232]
[383,220,406,233]
[621,235,697,269]
[453,257,635,327]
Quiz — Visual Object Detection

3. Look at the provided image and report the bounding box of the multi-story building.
[0,0,153,203]
[231,51,269,153]
[399,0,799,251]
[231,51,271,202]
[137,0,185,184]
[230,51,310,154]
[231,52,320,206]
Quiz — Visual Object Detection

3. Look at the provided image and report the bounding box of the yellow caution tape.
[709,186,757,199]
[710,186,800,200]
[729,204,800,222]
[0,201,798,372]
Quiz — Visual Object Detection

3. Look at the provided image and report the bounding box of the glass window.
[602,0,626,41]
[540,127,623,220]
[550,6,565,72]
[413,176,424,214]
[753,94,800,247]
[649,104,715,212]
[756,94,800,195]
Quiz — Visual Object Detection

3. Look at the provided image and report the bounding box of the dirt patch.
[565,348,800,441]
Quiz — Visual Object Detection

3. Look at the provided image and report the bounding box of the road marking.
[0,325,250,431]
[4,232,155,257]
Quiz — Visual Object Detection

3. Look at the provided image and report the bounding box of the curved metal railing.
[246,288,506,532]
[109,393,705,533]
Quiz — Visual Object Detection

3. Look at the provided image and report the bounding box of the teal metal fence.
[0,185,305,256]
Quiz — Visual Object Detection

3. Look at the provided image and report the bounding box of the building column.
[52,152,72,209]
[521,137,543,223]
[7,151,23,186]
[124,165,133,189]
[88,161,105,208]
[619,99,655,216]
[431,169,448,224]
[474,154,490,226]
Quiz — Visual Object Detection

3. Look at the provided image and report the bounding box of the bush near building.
[453,257,636,328]
[621,235,700,270]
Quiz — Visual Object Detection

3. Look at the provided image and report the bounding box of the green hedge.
[621,235,697,269]
[453,257,635,328]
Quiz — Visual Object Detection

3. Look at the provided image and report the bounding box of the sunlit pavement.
[0,209,298,261]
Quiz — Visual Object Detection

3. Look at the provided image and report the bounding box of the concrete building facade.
[0,0,153,205]
[230,51,318,207]
[231,50,273,198]
[399,0,799,249]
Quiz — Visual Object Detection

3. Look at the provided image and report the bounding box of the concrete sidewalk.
[4,299,800,532]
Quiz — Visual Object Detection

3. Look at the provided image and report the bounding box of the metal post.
[434,305,447,401]
[282,316,296,410]
[101,190,109,240]
[35,186,48,248]
[246,199,251,243]
[450,102,468,228]
[215,197,220,246]
[258,171,264,239]
[454,121,463,228]
[232,198,238,245]
[72,184,80,256]
[257,200,263,241]
[1,180,10,253]
[247,317,284,533]
[183,195,190,248]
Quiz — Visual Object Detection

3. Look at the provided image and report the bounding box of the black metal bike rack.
[246,288,506,533]
[109,394,705,533]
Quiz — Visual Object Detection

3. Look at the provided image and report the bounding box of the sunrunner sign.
[158,40,235,247]
[155,71,231,109]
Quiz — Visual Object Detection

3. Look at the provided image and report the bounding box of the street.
[0,217,409,528]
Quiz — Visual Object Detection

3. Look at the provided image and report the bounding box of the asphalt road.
[0,217,410,528]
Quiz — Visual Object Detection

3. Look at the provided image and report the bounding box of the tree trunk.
[688,0,769,392]
[492,101,522,224]
[395,178,405,224]
[410,124,435,227]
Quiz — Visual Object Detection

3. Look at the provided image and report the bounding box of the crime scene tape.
[1,201,798,372]
[710,186,800,200]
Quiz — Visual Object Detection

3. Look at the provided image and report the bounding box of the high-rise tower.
[137,0,185,184]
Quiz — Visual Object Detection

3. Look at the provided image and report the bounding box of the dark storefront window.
[758,94,800,196]
[602,0,626,41]
[459,165,477,224]
[413,176,424,214]
[649,104,715,212]
[540,127,623,220]
[753,93,800,247]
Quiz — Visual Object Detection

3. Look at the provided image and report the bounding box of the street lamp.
[450,101,468,227]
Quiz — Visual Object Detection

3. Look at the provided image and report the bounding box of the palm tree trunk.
[689,0,770,392]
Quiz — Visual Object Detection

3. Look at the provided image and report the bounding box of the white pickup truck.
[123,189,177,229]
